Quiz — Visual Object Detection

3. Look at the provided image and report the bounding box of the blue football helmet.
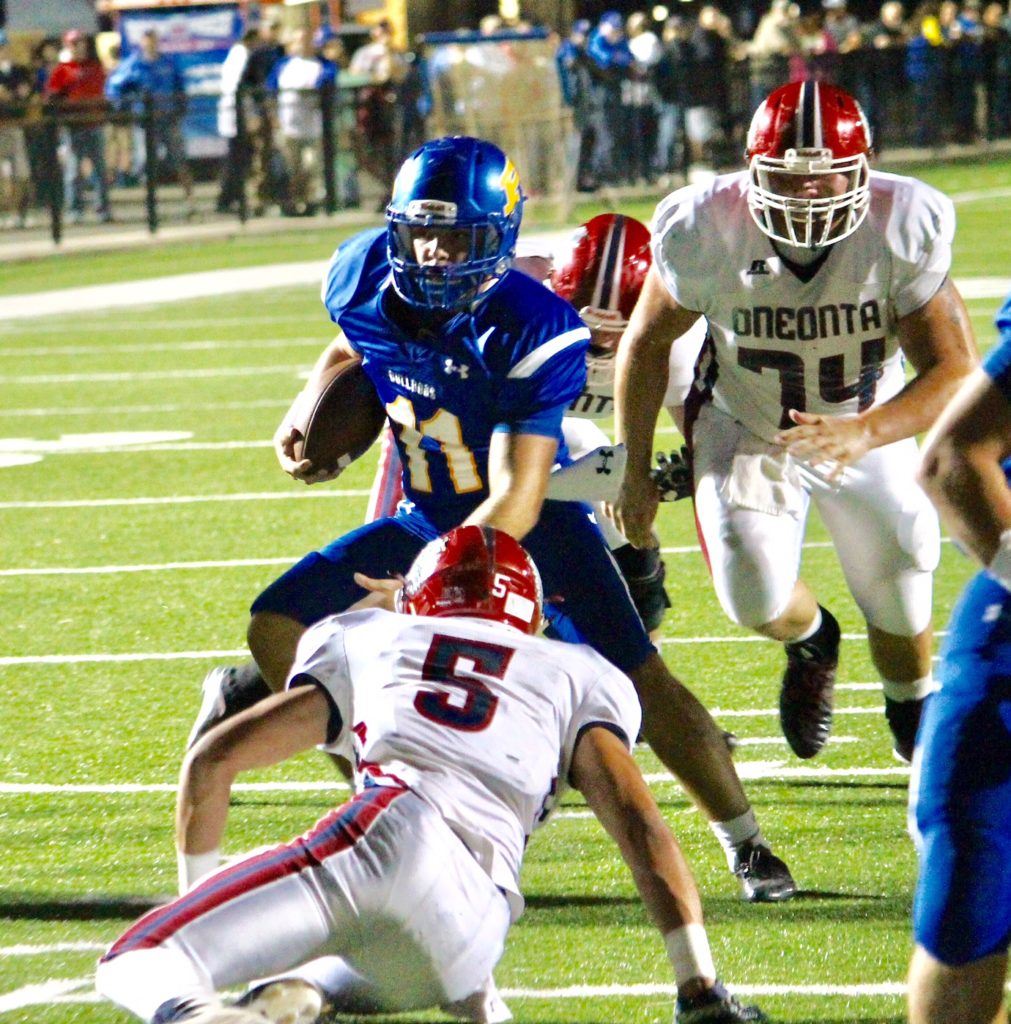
[386,136,525,313]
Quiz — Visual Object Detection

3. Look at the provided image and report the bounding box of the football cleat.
[675,982,768,1023]
[234,979,324,1024]
[778,608,841,759]
[732,840,797,903]
[186,664,270,750]
[884,695,927,764]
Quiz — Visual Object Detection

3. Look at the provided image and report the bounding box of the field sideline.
[2,158,1010,1024]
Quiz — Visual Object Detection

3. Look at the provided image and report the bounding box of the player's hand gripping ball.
[288,356,386,476]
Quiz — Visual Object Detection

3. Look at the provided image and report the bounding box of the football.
[290,356,386,472]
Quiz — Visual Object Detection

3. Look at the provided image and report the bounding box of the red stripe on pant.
[103,785,406,961]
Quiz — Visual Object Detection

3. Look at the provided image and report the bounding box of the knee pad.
[612,543,672,633]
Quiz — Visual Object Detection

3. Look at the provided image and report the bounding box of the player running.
[613,81,978,763]
[97,527,767,1024]
[190,137,794,902]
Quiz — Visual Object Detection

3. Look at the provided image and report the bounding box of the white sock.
[882,675,936,702]
[791,607,823,644]
[709,808,765,869]
[665,923,716,988]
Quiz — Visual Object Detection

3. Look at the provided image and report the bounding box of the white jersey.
[288,608,641,916]
[564,316,709,422]
[653,169,954,442]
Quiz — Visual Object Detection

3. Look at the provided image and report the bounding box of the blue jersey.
[322,229,591,532]
[910,292,1011,966]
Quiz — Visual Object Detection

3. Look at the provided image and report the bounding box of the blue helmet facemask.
[386,136,524,313]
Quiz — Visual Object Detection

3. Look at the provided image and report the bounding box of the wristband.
[177,848,221,894]
[988,528,1011,592]
[664,923,716,987]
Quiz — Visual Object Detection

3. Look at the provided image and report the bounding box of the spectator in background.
[587,11,633,185]
[0,30,33,227]
[747,0,799,112]
[950,0,986,141]
[216,27,258,214]
[790,10,837,81]
[906,1,948,145]
[106,29,194,215]
[103,43,135,187]
[684,6,731,166]
[268,26,336,216]
[981,0,1011,136]
[626,11,662,183]
[865,1,909,147]
[244,15,286,214]
[348,19,405,208]
[45,30,111,223]
[822,0,864,91]
[654,15,693,179]
[556,18,596,191]
[24,37,60,215]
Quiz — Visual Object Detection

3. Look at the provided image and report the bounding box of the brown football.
[291,356,386,472]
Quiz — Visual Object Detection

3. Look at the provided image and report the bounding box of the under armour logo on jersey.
[595,449,615,475]
[443,358,469,379]
[747,259,770,276]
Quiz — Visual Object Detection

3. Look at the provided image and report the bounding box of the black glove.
[651,446,692,501]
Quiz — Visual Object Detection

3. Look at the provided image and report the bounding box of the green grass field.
[1,158,1009,1024]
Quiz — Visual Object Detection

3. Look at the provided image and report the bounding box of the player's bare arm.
[918,369,1011,564]
[462,429,559,540]
[613,264,702,547]
[775,280,978,473]
[176,687,330,870]
[571,724,721,1000]
[274,332,358,483]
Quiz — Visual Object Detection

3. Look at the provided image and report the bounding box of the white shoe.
[235,979,324,1024]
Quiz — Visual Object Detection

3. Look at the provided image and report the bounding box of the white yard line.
[0,261,328,322]
[0,489,368,510]
[0,399,290,418]
[0,943,106,957]
[7,975,969,1013]
[0,364,305,385]
[0,557,299,577]
[0,761,904,795]
[0,337,321,358]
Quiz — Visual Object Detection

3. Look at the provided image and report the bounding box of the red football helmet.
[397,525,543,635]
[746,81,872,248]
[550,213,651,386]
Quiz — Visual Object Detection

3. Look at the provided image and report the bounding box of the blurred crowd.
[0,0,1008,230]
[558,0,1011,189]
[0,15,422,228]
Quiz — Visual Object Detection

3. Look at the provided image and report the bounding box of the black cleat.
[186,664,271,750]
[779,607,841,759]
[732,840,797,903]
[676,982,768,1023]
[235,979,324,1024]
[885,695,928,764]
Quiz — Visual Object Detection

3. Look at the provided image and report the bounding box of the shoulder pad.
[321,228,389,325]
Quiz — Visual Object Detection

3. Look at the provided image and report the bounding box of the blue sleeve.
[982,294,1011,402]
[496,336,589,436]
[491,282,590,435]
[320,228,388,328]
[266,58,284,92]
[104,57,133,100]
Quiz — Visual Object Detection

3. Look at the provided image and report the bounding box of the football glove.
[651,446,693,501]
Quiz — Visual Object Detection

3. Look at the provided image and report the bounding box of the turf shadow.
[0,892,170,920]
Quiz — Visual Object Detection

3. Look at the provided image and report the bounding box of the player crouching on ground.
[96,527,766,1024]
[613,80,978,764]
